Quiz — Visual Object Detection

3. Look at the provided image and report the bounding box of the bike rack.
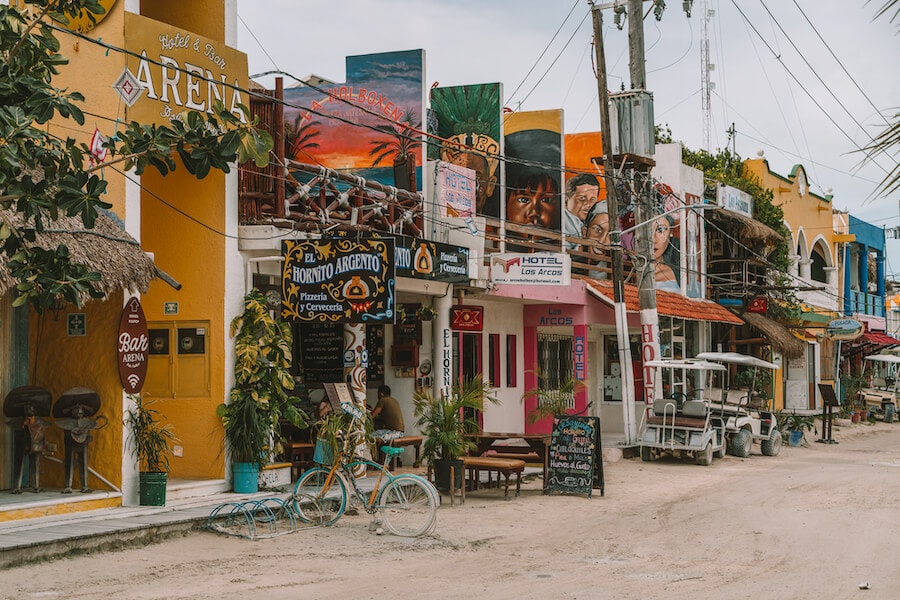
[203,497,303,540]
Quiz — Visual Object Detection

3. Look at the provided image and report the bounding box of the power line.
[790,0,892,130]
[729,0,893,179]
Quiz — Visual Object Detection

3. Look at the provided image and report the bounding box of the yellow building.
[1,0,245,521]
[744,158,840,411]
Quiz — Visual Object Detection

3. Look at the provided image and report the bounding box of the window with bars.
[536,334,575,410]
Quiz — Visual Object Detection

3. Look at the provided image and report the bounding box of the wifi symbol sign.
[127,374,141,390]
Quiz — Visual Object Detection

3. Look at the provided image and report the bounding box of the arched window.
[810,244,828,283]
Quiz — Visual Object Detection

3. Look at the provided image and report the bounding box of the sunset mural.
[282,49,426,189]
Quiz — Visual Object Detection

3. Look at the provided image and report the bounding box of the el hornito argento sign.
[393,235,469,283]
[281,236,395,323]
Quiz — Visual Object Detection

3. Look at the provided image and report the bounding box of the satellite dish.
[756,149,765,158]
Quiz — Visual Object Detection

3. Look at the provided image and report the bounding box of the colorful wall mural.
[503,110,563,233]
[282,49,426,189]
[428,83,503,218]
[564,131,610,277]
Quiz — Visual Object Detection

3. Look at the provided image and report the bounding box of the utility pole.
[591,2,637,445]
[627,0,646,89]
[628,0,663,412]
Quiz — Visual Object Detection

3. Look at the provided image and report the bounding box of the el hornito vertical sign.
[281,236,395,323]
[118,297,149,393]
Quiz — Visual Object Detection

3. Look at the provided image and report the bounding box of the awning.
[739,311,807,359]
[585,279,744,325]
[862,331,900,347]
[0,208,157,304]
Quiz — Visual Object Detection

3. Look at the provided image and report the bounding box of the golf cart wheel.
[761,428,782,456]
[640,446,654,462]
[885,404,895,424]
[714,443,727,459]
[695,442,713,466]
[730,429,752,458]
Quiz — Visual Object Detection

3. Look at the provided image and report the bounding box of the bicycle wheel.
[292,467,347,526]
[378,474,438,537]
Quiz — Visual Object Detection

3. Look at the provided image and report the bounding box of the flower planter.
[233,462,259,494]
[139,472,167,506]
[788,430,803,447]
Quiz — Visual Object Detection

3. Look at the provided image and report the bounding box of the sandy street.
[1,421,898,600]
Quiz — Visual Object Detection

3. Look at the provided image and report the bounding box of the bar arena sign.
[281,236,395,323]
[118,297,149,393]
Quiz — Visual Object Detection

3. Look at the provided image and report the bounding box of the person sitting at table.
[371,385,404,439]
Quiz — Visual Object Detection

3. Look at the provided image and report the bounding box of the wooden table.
[469,432,551,483]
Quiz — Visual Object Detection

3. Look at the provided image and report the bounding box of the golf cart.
[638,358,728,466]
[695,351,782,458]
[860,353,899,423]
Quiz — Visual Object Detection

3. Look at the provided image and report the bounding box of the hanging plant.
[416,304,437,321]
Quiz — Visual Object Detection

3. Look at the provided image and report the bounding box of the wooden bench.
[462,456,525,500]
[375,435,423,470]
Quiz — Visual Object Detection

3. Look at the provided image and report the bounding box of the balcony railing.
[848,290,885,318]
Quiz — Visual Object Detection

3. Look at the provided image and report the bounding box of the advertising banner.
[490,253,571,286]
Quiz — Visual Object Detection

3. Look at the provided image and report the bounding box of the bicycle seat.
[382,446,404,457]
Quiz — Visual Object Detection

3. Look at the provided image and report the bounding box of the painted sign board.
[826,318,864,341]
[393,235,470,283]
[436,161,476,218]
[451,305,483,331]
[281,236,394,323]
[118,297,149,393]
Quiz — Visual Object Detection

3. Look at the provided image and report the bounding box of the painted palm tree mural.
[367,110,421,167]
[284,113,321,161]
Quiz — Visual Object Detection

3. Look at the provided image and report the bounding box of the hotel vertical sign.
[281,237,394,323]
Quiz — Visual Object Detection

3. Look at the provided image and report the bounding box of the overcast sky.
[236,0,899,273]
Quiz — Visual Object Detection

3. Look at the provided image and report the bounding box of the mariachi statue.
[4,386,53,494]
[53,387,106,494]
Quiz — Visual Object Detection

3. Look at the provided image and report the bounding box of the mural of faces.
[506,176,559,227]
[566,178,600,222]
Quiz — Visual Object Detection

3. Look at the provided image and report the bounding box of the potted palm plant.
[522,371,584,424]
[126,394,177,506]
[413,375,497,492]
[218,289,307,493]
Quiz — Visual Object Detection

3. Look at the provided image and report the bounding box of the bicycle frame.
[315,448,397,513]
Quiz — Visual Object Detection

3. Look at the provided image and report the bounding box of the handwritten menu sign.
[300,323,343,384]
[547,415,603,498]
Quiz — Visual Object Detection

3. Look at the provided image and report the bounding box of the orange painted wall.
[139,166,227,479]
[28,292,124,491]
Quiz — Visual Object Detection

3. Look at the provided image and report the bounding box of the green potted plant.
[126,394,178,506]
[777,411,816,447]
[522,371,584,424]
[218,289,307,493]
[413,375,497,491]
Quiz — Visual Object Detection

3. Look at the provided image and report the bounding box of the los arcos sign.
[118,297,149,393]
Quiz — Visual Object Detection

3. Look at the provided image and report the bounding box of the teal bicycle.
[291,433,439,537]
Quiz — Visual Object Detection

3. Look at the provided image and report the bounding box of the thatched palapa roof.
[710,207,783,246]
[0,208,157,303]
[738,311,806,359]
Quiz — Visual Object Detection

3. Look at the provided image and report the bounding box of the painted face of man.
[567,183,599,221]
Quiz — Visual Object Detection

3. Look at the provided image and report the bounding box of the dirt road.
[2,421,898,600]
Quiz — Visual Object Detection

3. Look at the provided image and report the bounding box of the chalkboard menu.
[547,415,604,498]
[299,322,343,384]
